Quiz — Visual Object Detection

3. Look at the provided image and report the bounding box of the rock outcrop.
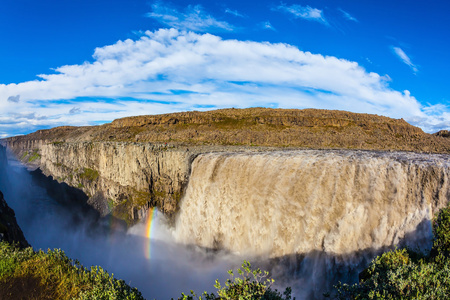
[435,130,450,138]
[2,108,450,224]
[0,190,29,248]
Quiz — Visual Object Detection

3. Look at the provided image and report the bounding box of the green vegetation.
[0,241,143,300]
[178,261,293,300]
[27,149,41,162]
[333,204,450,299]
[79,167,99,182]
[131,189,153,208]
[4,201,450,300]
[20,151,28,161]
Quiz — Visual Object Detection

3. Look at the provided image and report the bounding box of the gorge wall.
[4,140,198,223]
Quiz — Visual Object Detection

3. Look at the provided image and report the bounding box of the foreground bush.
[0,241,143,300]
[178,261,294,300]
[334,204,450,299]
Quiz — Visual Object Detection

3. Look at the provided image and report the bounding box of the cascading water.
[0,147,240,300]
[174,150,450,297]
[2,143,450,299]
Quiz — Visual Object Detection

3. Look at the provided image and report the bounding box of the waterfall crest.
[175,150,450,258]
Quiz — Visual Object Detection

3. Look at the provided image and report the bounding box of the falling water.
[174,150,450,297]
[2,145,450,299]
[0,147,240,300]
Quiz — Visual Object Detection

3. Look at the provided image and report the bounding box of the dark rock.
[434,130,450,138]
[0,190,29,248]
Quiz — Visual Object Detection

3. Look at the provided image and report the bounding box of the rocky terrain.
[5,108,450,152]
[2,108,450,224]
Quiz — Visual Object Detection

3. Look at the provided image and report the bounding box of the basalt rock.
[0,190,29,248]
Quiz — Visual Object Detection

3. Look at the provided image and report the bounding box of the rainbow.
[145,207,158,259]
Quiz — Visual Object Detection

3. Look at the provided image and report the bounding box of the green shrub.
[178,261,293,300]
[0,242,143,300]
[432,205,450,258]
[334,204,450,299]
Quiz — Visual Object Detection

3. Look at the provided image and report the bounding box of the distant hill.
[6,107,450,153]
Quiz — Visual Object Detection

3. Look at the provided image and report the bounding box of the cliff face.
[3,108,450,224]
[37,142,194,223]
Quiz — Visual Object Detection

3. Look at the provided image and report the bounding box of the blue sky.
[1,0,449,137]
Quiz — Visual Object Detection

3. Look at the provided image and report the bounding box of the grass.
[79,168,99,182]
[0,241,144,300]
[27,150,41,163]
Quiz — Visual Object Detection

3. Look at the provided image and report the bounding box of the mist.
[1,149,448,299]
[0,156,241,299]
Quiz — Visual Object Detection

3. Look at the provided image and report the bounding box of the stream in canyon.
[1,149,450,299]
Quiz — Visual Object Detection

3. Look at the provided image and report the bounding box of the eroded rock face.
[39,142,194,221]
[5,140,199,224]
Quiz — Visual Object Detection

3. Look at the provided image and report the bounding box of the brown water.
[175,150,450,257]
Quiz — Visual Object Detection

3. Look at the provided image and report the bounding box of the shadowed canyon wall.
[6,141,196,223]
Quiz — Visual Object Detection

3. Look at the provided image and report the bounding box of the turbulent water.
[1,149,450,299]
[174,150,450,297]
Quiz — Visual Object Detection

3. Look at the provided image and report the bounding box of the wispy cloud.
[69,107,81,114]
[392,46,418,73]
[225,8,244,18]
[0,29,446,136]
[338,8,358,22]
[146,2,233,32]
[273,3,328,25]
[261,21,276,31]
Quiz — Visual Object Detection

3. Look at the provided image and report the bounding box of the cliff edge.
[5,108,450,152]
[2,108,450,224]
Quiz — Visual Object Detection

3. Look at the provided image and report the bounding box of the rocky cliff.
[2,108,450,224]
[0,191,29,248]
[0,146,29,247]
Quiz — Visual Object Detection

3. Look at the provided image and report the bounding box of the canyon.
[1,107,450,298]
[3,108,450,224]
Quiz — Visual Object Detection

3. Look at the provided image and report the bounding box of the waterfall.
[175,150,450,258]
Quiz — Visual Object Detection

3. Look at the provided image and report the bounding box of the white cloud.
[146,3,233,32]
[274,3,328,25]
[392,46,418,73]
[338,8,358,22]
[0,29,448,136]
